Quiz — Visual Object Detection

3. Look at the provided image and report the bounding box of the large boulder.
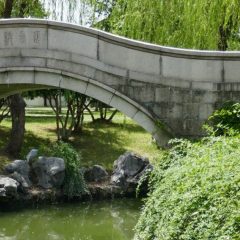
[111,152,153,192]
[32,157,65,189]
[5,160,32,189]
[0,176,19,197]
[84,165,108,182]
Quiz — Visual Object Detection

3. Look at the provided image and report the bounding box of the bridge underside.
[0,68,172,147]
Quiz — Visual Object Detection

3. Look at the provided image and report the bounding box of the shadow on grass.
[70,131,126,170]
[25,116,56,123]
[0,125,52,160]
[0,118,149,170]
[69,121,148,169]
[86,120,146,133]
[0,126,13,171]
[0,126,10,148]
[20,132,53,159]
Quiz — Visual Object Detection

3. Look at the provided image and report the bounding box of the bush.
[40,141,88,198]
[204,102,240,136]
[134,137,240,239]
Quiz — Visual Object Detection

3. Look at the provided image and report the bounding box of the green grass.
[0,107,163,170]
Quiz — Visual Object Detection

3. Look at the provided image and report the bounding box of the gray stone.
[0,188,6,197]
[26,149,38,163]
[10,172,30,189]
[84,165,108,182]
[5,160,32,188]
[111,152,152,190]
[32,157,65,189]
[0,176,19,197]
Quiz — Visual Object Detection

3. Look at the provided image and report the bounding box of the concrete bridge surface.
[0,19,240,146]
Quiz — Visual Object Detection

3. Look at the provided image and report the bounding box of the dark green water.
[0,199,142,240]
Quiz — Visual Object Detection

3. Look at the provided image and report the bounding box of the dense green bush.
[40,142,88,198]
[204,102,240,136]
[134,137,240,239]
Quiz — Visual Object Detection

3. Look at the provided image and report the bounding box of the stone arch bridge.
[0,19,240,146]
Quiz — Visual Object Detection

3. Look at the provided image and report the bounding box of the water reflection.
[0,199,141,240]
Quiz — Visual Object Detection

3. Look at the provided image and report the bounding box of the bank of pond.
[0,136,239,240]
[0,150,147,240]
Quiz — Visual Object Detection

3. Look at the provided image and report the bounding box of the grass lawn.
[0,107,164,170]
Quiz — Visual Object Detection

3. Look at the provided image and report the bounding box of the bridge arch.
[0,67,171,146]
[0,18,240,144]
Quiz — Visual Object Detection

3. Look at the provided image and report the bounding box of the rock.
[26,149,38,163]
[126,164,153,195]
[84,165,108,182]
[0,188,6,197]
[0,176,19,197]
[5,160,32,189]
[111,152,152,192]
[32,157,65,189]
[11,172,30,190]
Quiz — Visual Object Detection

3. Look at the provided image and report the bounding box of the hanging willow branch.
[84,0,240,50]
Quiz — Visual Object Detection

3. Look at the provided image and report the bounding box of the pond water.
[0,199,142,240]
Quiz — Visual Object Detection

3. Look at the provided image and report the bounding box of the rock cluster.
[1,150,65,199]
[0,150,152,206]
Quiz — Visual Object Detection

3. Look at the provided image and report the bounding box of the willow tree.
[86,0,240,50]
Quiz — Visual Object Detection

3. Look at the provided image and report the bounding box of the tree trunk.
[6,94,26,157]
[108,109,118,122]
[3,0,14,18]
[43,96,48,107]
[218,25,228,51]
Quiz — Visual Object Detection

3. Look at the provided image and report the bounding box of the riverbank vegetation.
[135,103,240,239]
[135,136,240,239]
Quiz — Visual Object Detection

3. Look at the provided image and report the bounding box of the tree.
[0,0,46,157]
[26,89,89,141]
[88,100,118,123]
[46,90,88,141]
[85,0,240,51]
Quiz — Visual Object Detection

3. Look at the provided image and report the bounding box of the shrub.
[134,137,240,239]
[204,102,240,136]
[40,141,88,198]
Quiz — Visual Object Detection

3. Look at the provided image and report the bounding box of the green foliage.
[41,141,88,198]
[0,0,47,18]
[134,137,240,239]
[12,0,47,18]
[204,102,240,136]
[86,0,240,50]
